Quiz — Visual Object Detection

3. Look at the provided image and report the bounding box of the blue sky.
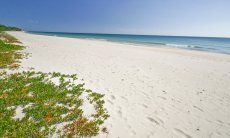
[1,0,230,37]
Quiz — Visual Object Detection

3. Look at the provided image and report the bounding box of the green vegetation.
[0,32,21,43]
[0,39,25,69]
[0,71,109,137]
[0,24,21,43]
[0,31,24,69]
[0,24,21,31]
[0,29,109,137]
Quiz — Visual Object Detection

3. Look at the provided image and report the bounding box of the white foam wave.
[166,43,190,48]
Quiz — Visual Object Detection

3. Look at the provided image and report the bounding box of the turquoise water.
[29,32,230,54]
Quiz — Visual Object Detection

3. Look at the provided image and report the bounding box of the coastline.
[28,31,230,55]
[25,31,230,61]
[8,31,230,138]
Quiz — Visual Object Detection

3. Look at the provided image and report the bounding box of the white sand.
[12,106,25,120]
[8,31,230,138]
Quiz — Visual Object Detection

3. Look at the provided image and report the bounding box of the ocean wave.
[165,43,207,49]
[166,43,191,48]
[28,31,230,54]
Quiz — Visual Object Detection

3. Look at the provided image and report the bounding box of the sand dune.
[8,31,230,138]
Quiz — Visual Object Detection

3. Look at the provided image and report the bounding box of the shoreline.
[7,31,230,138]
[27,31,230,55]
[35,32,230,64]
[25,31,230,59]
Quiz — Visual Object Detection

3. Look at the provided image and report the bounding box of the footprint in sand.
[127,125,132,129]
[131,130,136,135]
[193,105,204,112]
[117,110,122,117]
[162,90,167,94]
[173,128,192,138]
[117,106,123,117]
[126,124,136,135]
[142,104,148,108]
[147,116,164,126]
[107,100,114,105]
[147,117,160,125]
[110,95,116,100]
[120,96,128,101]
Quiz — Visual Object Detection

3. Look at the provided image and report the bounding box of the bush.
[0,24,21,32]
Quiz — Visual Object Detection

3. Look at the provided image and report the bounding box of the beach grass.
[0,32,21,43]
[0,71,109,137]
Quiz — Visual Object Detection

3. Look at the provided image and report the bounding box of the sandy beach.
[8,31,230,138]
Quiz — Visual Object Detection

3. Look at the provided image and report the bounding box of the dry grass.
[0,32,21,44]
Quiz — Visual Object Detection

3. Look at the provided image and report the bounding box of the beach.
[8,31,230,138]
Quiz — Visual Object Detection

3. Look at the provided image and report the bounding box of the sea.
[29,32,230,55]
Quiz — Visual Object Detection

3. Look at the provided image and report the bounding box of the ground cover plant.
[0,31,109,137]
[0,71,109,137]
[0,39,25,69]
